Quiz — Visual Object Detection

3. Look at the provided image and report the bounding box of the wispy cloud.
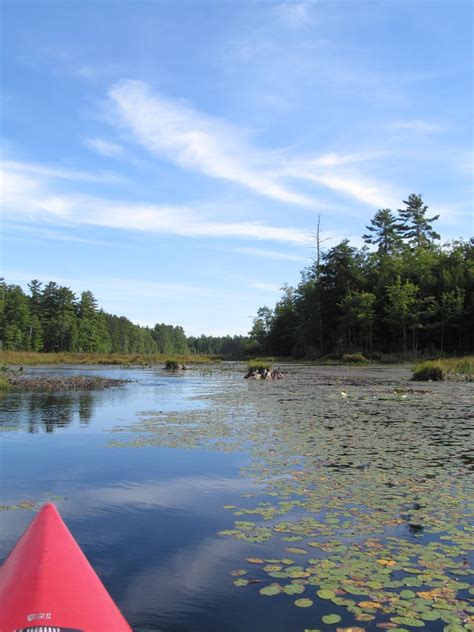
[108,80,314,207]
[232,246,309,262]
[284,166,400,209]
[1,163,311,245]
[1,159,122,183]
[107,80,401,210]
[5,270,217,301]
[249,281,282,292]
[84,137,125,158]
[3,223,130,248]
[392,120,449,133]
[296,150,391,168]
[273,2,317,29]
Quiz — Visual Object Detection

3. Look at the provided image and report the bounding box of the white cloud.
[1,164,310,245]
[106,80,402,210]
[84,137,125,158]
[0,159,121,183]
[3,224,130,248]
[232,246,309,262]
[249,281,282,292]
[392,120,448,133]
[284,166,400,209]
[298,150,390,168]
[273,1,317,29]
[108,80,314,207]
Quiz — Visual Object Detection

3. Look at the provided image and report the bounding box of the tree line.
[249,194,473,358]
[0,279,188,354]
[2,195,471,359]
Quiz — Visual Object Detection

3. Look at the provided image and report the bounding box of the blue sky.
[1,0,472,336]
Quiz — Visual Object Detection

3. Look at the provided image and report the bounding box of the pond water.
[0,364,473,632]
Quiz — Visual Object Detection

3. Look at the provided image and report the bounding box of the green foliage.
[249,196,472,358]
[187,333,250,358]
[247,359,272,371]
[363,208,402,254]
[0,278,190,356]
[341,353,369,364]
[165,360,180,371]
[412,357,473,379]
[397,193,440,247]
[411,363,445,381]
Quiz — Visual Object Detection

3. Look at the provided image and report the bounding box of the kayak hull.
[0,503,131,632]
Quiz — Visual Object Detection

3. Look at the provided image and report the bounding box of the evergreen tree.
[363,208,402,254]
[397,194,440,248]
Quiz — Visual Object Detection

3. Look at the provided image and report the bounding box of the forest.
[1,195,472,359]
[249,195,473,358]
[0,280,188,354]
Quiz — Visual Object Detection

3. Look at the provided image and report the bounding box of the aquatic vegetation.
[247,359,273,371]
[108,364,474,631]
[0,495,66,511]
[7,375,128,391]
[412,357,473,381]
[411,363,445,382]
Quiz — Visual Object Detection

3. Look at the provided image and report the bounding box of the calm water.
[0,364,472,631]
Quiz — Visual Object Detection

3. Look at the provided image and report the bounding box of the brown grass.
[0,351,218,367]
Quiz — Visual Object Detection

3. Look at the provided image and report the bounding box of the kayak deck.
[0,503,131,632]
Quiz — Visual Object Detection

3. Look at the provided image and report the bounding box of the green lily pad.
[321,614,342,624]
[233,578,248,587]
[391,616,425,627]
[317,589,336,599]
[259,584,282,596]
[295,598,313,607]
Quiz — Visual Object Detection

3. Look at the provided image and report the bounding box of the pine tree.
[397,194,440,248]
[363,208,401,254]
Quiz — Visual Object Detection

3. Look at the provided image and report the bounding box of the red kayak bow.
[0,503,131,632]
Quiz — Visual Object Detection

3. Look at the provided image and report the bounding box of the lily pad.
[259,584,282,596]
[295,598,313,607]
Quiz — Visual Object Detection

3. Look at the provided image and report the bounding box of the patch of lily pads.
[108,364,473,630]
[0,495,66,511]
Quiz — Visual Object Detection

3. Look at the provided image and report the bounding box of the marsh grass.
[412,356,473,381]
[247,358,273,371]
[0,351,217,366]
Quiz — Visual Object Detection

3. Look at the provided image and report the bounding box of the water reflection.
[0,391,98,433]
[0,364,472,632]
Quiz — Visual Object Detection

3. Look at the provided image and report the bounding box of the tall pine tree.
[397,194,440,248]
[363,208,402,254]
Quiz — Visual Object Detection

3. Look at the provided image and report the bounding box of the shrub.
[247,359,272,371]
[411,363,445,381]
[342,353,368,364]
[165,360,180,371]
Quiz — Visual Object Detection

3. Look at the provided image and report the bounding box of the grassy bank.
[0,351,218,367]
[412,356,473,381]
